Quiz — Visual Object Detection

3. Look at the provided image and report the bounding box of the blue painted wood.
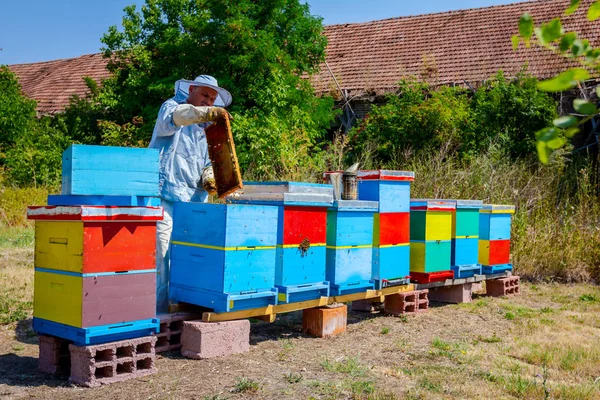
[276,282,329,303]
[326,210,375,246]
[372,245,410,285]
[358,180,411,212]
[169,285,278,313]
[275,246,327,287]
[481,264,513,274]
[62,145,159,196]
[32,317,159,346]
[450,264,482,279]
[330,280,375,296]
[451,238,479,266]
[170,244,276,294]
[47,195,161,207]
[172,202,278,247]
[479,213,512,240]
[326,247,373,287]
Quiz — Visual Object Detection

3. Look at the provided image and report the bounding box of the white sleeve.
[173,104,212,126]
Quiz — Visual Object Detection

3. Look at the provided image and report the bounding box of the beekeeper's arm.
[173,105,230,126]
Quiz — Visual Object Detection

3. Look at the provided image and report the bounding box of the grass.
[232,378,259,393]
[321,356,367,377]
[283,372,303,384]
[380,327,390,335]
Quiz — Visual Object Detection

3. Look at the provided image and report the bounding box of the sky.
[0,0,522,65]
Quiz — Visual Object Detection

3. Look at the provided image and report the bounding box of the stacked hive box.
[29,145,162,345]
[227,182,333,303]
[358,170,414,289]
[479,204,515,274]
[409,200,456,283]
[449,200,484,278]
[326,200,378,295]
[170,203,279,312]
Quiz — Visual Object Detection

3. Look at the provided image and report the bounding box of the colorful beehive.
[227,182,333,303]
[359,170,414,289]
[479,204,515,274]
[27,205,162,345]
[326,200,378,295]
[62,145,159,196]
[170,202,279,312]
[449,200,483,278]
[409,200,456,283]
[357,170,415,212]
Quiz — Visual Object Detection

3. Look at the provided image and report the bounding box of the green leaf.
[547,136,566,149]
[511,35,520,51]
[519,13,534,39]
[537,68,590,92]
[571,39,589,57]
[553,115,578,128]
[559,32,577,51]
[566,0,581,15]
[538,18,563,44]
[573,99,597,115]
[588,1,600,21]
[597,86,600,98]
[535,127,559,142]
[536,141,550,164]
[564,127,580,138]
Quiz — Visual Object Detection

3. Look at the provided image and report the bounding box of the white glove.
[173,105,231,126]
[172,104,211,126]
[201,166,217,195]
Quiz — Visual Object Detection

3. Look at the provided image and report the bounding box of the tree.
[513,0,600,163]
[97,0,336,178]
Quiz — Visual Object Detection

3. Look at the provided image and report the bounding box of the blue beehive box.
[449,199,483,278]
[62,145,159,196]
[479,204,514,240]
[357,170,415,212]
[372,245,410,288]
[170,202,279,313]
[326,200,378,296]
[228,182,333,304]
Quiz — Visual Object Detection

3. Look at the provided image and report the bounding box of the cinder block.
[302,304,347,338]
[181,320,250,359]
[155,312,202,353]
[428,283,474,304]
[38,335,71,375]
[485,276,520,297]
[69,336,157,388]
[384,290,429,315]
[472,282,484,293]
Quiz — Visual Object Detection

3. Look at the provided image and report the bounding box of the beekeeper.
[149,74,232,312]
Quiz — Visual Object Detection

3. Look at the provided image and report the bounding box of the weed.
[232,378,259,393]
[279,338,295,350]
[283,372,302,384]
[540,307,553,313]
[349,379,375,398]
[504,312,515,320]
[0,290,32,324]
[476,333,502,343]
[380,327,390,335]
[418,377,442,393]
[203,395,229,400]
[579,294,598,302]
[504,373,538,398]
[321,356,367,377]
[397,314,408,323]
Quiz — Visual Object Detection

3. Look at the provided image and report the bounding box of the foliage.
[95,0,336,176]
[513,1,600,163]
[348,74,558,165]
[0,67,37,164]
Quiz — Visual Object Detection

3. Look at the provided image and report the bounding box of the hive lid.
[242,181,333,195]
[357,170,415,181]
[330,200,379,211]
[410,199,456,211]
[481,204,516,214]
[436,199,484,209]
[226,192,333,207]
[27,205,164,221]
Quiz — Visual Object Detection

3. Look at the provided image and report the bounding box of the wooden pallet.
[200,284,416,323]
[415,271,512,290]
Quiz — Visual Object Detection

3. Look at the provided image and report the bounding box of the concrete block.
[181,320,250,359]
[302,303,347,338]
[68,336,157,388]
[38,335,71,375]
[384,289,428,315]
[428,283,474,304]
[472,282,484,293]
[486,276,520,297]
[155,312,202,353]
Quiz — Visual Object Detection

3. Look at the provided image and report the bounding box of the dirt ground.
[1,246,600,400]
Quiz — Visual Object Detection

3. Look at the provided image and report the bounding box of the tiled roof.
[312,0,600,96]
[8,53,110,114]
[7,0,600,113]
